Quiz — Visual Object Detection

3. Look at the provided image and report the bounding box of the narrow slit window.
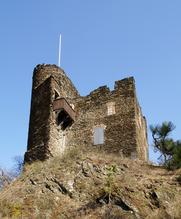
[54,90,59,100]
[93,127,104,145]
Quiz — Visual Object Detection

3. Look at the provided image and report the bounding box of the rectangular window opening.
[107,102,116,116]
[93,127,104,145]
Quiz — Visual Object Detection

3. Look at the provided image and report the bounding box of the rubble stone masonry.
[24,64,148,163]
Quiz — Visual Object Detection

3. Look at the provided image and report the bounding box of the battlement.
[89,85,110,96]
[87,77,135,101]
[114,76,135,88]
[25,64,148,163]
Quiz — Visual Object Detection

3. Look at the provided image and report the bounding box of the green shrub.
[104,164,118,203]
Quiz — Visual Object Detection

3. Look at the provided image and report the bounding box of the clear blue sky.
[0,0,181,168]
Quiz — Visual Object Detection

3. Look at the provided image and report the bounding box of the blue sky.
[0,0,181,168]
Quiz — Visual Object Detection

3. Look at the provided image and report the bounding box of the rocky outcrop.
[0,150,181,218]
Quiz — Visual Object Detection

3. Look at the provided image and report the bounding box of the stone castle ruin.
[24,64,148,163]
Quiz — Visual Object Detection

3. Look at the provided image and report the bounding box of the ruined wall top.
[85,76,135,100]
[32,64,79,97]
[33,64,135,99]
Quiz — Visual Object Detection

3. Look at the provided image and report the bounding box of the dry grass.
[0,149,181,218]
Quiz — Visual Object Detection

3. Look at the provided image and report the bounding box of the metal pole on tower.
[58,34,61,67]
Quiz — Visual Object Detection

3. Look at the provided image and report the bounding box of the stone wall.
[25,77,52,161]
[25,64,148,163]
[64,77,140,158]
[25,65,79,162]
[134,100,148,161]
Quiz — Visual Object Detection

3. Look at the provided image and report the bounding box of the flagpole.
[58,34,61,67]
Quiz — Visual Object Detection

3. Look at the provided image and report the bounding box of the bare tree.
[12,155,24,177]
[0,155,24,190]
[0,168,13,190]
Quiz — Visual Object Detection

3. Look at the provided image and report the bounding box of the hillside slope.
[0,149,181,219]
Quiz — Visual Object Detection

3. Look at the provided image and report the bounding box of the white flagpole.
[58,34,61,67]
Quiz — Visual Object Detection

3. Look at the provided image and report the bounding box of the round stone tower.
[24,64,79,162]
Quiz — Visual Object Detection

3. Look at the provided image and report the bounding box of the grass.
[0,148,181,218]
